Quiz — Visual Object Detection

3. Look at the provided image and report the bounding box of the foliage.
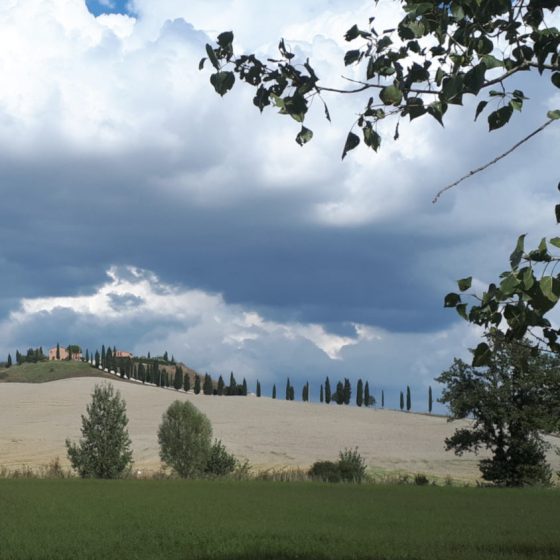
[65,383,133,479]
[309,448,367,483]
[201,2,559,158]
[204,439,237,477]
[308,460,342,483]
[436,333,560,486]
[157,400,212,478]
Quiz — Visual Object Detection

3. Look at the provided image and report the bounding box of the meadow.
[0,479,558,560]
[0,361,109,383]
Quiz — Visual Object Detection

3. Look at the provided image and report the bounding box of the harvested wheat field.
[1,377,559,481]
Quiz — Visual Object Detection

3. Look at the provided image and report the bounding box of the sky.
[0,0,558,411]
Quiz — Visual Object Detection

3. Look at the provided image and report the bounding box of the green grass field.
[0,361,111,383]
[0,480,558,560]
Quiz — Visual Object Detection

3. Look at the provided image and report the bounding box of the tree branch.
[432,118,556,203]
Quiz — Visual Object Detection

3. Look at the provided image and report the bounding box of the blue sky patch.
[85,0,135,17]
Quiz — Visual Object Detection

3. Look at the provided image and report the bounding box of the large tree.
[436,333,560,486]
[65,383,133,479]
[202,1,560,359]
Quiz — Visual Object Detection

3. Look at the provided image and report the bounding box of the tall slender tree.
[325,377,331,404]
[320,384,324,403]
[242,378,248,396]
[302,381,309,402]
[356,379,363,407]
[228,372,237,396]
[343,378,351,405]
[174,366,183,391]
[101,344,105,365]
[428,386,433,414]
[203,373,213,395]
[285,377,291,401]
[217,375,225,395]
[364,381,370,407]
[335,381,344,405]
[272,384,277,399]
[256,380,261,397]
[400,391,404,411]
[6,354,11,368]
[406,385,411,412]
[183,373,191,393]
[381,389,385,408]
[56,343,60,360]
[194,374,201,395]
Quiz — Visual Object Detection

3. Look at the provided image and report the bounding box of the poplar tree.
[325,377,331,404]
[356,379,363,407]
[364,381,370,407]
[400,391,404,411]
[256,380,261,397]
[381,389,385,408]
[406,385,411,412]
[428,386,433,414]
[320,384,324,403]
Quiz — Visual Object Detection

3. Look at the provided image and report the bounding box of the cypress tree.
[203,373,213,395]
[343,378,351,405]
[101,345,105,365]
[228,372,237,396]
[56,343,60,360]
[183,373,191,392]
[6,354,12,368]
[325,377,331,404]
[289,385,295,401]
[85,349,89,363]
[16,350,21,365]
[428,386,433,414]
[406,385,411,411]
[163,351,169,362]
[194,374,201,394]
[256,380,261,397]
[166,372,170,388]
[285,377,291,400]
[302,382,309,402]
[242,378,248,396]
[94,350,100,368]
[320,384,324,403]
[364,381,370,407]
[272,384,277,399]
[174,366,183,391]
[400,391,404,411]
[381,389,385,408]
[217,375,225,395]
[356,379,363,407]
[335,381,344,405]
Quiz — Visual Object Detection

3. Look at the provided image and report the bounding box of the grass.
[0,480,558,559]
[0,361,111,383]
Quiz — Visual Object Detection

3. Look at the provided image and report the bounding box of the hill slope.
[0,361,112,383]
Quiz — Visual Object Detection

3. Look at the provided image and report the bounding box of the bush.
[205,439,237,476]
[65,383,133,479]
[414,473,430,486]
[158,400,212,478]
[338,448,367,483]
[309,460,342,483]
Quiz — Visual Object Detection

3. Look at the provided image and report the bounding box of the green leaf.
[363,126,381,151]
[444,293,461,307]
[547,110,560,120]
[522,268,534,290]
[295,126,313,146]
[488,105,513,131]
[552,73,560,89]
[540,276,558,303]
[198,58,206,70]
[217,31,234,49]
[549,237,560,249]
[510,234,526,269]
[341,132,360,160]
[456,303,468,320]
[379,85,403,106]
[464,63,486,95]
[205,44,220,70]
[480,55,504,69]
[451,3,465,20]
[441,75,464,103]
[474,100,488,121]
[427,101,447,126]
[210,71,235,96]
[344,24,359,42]
[499,273,520,297]
[472,342,492,367]
[457,277,472,292]
[344,50,361,66]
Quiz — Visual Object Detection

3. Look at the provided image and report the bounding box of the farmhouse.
[48,346,82,361]
[114,350,133,358]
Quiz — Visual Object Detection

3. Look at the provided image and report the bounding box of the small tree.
[334,381,344,405]
[320,384,324,403]
[203,373,213,395]
[272,384,277,399]
[56,343,60,360]
[158,400,212,478]
[194,374,201,394]
[65,383,133,479]
[381,389,384,409]
[428,386,433,414]
[6,354,11,368]
[256,380,261,397]
[242,378,248,396]
[406,386,411,412]
[399,391,404,411]
[356,379,363,407]
[285,377,291,401]
[325,376,331,404]
[174,366,183,391]
[217,375,225,395]
[183,373,191,393]
[343,378,351,405]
